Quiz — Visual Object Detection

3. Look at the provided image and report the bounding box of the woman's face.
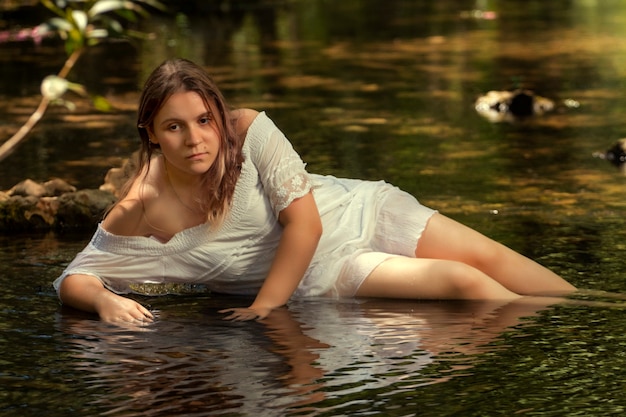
[149,91,221,180]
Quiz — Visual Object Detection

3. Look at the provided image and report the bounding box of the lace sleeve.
[251,119,316,215]
[270,163,313,213]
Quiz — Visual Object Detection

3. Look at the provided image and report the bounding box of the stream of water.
[3,1,626,415]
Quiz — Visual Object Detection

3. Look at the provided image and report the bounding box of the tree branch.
[0,47,83,163]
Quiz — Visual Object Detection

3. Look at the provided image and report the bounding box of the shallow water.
[3,0,626,415]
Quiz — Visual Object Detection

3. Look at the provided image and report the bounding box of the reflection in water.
[55,296,559,415]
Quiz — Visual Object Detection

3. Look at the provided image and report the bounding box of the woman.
[53,58,576,324]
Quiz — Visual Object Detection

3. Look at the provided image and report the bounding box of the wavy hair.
[117,58,244,227]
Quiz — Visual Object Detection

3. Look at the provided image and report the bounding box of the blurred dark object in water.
[474,89,555,123]
[593,138,626,171]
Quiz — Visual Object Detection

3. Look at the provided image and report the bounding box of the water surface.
[3,1,626,415]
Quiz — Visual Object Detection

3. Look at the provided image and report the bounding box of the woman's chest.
[143,202,207,242]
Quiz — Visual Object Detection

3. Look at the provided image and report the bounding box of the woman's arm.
[221,191,322,320]
[59,274,154,324]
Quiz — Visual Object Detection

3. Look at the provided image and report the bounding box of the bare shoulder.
[102,197,145,236]
[231,108,260,136]
[102,175,159,236]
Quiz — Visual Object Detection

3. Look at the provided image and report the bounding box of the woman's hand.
[94,291,154,325]
[219,306,273,321]
[219,193,322,322]
[59,274,153,325]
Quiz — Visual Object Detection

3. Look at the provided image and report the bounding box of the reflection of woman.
[53,58,575,324]
[55,308,304,415]
[289,297,559,391]
[55,297,559,414]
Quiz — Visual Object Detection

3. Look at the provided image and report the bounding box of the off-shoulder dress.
[53,112,436,299]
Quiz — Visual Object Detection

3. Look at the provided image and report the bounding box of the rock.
[55,189,117,229]
[25,196,60,225]
[8,178,47,197]
[594,138,626,169]
[6,177,76,198]
[0,195,42,230]
[43,178,77,196]
[0,187,116,232]
[0,158,128,232]
[100,166,127,197]
[475,89,555,123]
[100,151,139,197]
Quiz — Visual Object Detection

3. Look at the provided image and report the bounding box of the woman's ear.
[147,129,158,145]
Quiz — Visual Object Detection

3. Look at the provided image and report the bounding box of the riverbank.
[0,156,132,232]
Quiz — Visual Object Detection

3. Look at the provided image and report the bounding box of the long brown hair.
[117,58,244,227]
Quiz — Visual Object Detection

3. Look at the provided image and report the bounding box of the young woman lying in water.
[53,58,576,324]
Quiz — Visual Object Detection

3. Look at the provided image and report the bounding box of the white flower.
[40,75,68,100]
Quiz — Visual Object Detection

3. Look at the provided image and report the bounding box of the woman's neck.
[162,159,204,214]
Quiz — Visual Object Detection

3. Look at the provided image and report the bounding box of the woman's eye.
[168,124,180,131]
[199,117,210,125]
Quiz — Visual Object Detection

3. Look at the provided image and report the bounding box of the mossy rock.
[0,189,116,233]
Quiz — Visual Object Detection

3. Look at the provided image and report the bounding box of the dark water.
[4,0,626,415]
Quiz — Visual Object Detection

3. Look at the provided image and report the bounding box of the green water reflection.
[3,0,626,415]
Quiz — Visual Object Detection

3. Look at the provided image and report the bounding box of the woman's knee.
[442,262,485,297]
[355,256,520,301]
[466,240,507,271]
[443,261,518,300]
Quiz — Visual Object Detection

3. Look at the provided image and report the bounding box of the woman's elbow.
[58,274,104,305]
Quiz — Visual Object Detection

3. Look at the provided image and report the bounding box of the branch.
[0,47,83,163]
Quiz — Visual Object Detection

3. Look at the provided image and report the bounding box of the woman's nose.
[184,126,202,146]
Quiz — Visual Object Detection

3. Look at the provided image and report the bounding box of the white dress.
[53,112,436,299]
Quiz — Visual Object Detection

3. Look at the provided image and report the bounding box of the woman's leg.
[355,212,575,301]
[355,255,522,300]
[414,213,576,296]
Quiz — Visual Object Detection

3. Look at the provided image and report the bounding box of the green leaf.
[46,17,73,32]
[91,95,114,112]
[88,0,127,18]
[116,8,140,22]
[135,0,168,13]
[123,28,153,40]
[57,99,77,111]
[107,19,124,34]
[71,10,88,32]
[88,0,157,21]
[66,81,87,96]
[87,28,109,39]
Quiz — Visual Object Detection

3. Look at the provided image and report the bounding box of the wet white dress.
[53,112,436,299]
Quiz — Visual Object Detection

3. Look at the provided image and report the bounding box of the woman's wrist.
[92,287,115,315]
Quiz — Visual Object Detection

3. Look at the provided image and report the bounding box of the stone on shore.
[0,178,116,233]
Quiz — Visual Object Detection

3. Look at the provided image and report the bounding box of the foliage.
[0,0,167,163]
[38,0,167,55]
